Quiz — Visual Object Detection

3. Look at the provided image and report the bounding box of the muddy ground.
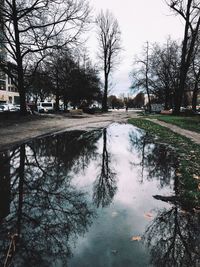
[0,110,137,151]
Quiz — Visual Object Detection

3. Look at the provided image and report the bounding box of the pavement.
[146,118,200,145]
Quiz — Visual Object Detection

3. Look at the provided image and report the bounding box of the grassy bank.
[144,115,200,133]
[129,118,200,209]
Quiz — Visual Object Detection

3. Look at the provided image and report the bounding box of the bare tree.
[131,42,152,112]
[168,0,200,114]
[0,0,90,114]
[96,10,121,112]
[150,39,180,109]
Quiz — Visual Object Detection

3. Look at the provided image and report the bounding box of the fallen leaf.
[179,209,189,215]
[131,236,141,241]
[111,211,118,218]
[198,184,200,191]
[144,212,154,220]
[175,172,182,177]
[193,207,200,213]
[193,174,200,180]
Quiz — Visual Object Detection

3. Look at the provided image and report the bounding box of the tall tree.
[150,39,180,109]
[131,42,152,112]
[96,10,121,112]
[168,0,200,114]
[0,0,90,114]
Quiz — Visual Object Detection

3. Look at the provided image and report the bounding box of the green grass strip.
[144,115,200,133]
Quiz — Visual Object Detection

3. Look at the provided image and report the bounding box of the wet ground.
[0,123,199,267]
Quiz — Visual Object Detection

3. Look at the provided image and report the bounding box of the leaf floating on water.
[193,207,200,213]
[144,212,153,220]
[131,236,141,241]
[180,209,189,215]
[193,174,200,180]
[111,211,118,218]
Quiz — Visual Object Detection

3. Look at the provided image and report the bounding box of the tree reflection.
[144,206,200,267]
[144,175,200,267]
[129,130,178,187]
[0,151,11,222]
[0,130,102,266]
[93,128,117,208]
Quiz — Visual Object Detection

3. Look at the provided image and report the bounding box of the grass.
[128,118,200,209]
[145,115,200,133]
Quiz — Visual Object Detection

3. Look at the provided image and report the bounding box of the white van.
[37,102,54,113]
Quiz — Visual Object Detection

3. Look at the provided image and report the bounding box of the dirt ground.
[1,110,199,151]
[0,110,137,151]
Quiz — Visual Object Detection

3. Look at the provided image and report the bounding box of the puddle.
[0,123,199,267]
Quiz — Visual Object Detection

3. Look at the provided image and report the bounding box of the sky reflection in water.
[0,123,199,267]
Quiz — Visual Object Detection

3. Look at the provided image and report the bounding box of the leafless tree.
[131,42,152,112]
[96,10,121,112]
[0,0,90,114]
[168,0,200,114]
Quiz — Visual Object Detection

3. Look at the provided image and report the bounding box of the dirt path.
[0,111,137,151]
[1,111,199,151]
[146,118,200,145]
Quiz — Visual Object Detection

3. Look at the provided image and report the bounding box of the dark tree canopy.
[0,0,90,114]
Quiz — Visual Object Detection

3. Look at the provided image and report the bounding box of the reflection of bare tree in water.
[129,130,178,187]
[144,207,200,267]
[0,130,100,267]
[0,151,11,222]
[144,176,200,267]
[93,128,117,208]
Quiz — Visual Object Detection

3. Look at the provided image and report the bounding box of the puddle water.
[0,123,199,267]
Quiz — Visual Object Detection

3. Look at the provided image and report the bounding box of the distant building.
[0,12,20,104]
[0,69,19,104]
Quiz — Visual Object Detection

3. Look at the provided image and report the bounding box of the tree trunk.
[173,71,187,115]
[55,70,60,111]
[17,144,25,235]
[192,82,199,112]
[102,74,108,112]
[18,66,27,115]
[13,0,27,115]
[164,86,170,110]
[145,42,151,113]
[55,90,60,111]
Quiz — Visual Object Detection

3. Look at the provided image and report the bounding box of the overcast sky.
[87,0,184,96]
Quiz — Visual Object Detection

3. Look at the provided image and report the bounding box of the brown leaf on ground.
[144,212,153,220]
[193,174,200,180]
[131,236,141,241]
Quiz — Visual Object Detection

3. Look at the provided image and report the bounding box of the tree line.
[26,48,102,111]
[0,0,122,114]
[131,0,200,114]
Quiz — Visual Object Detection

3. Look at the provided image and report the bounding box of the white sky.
[86,0,184,96]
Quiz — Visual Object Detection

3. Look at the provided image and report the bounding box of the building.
[0,2,20,105]
[0,70,19,104]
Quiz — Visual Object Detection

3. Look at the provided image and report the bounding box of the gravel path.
[147,118,200,145]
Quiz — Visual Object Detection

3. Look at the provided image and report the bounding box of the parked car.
[0,104,9,112]
[0,103,19,112]
[37,102,54,113]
